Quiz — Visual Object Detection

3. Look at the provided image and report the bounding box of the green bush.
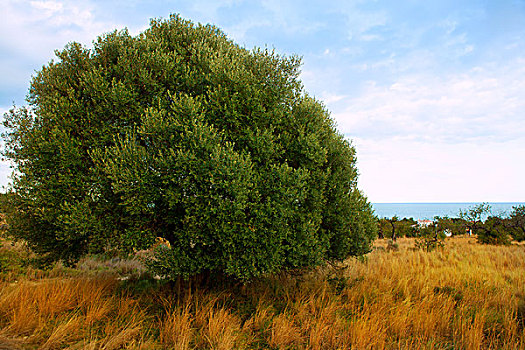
[414,221,444,252]
[459,203,491,236]
[2,15,376,281]
[507,205,525,242]
[434,216,468,236]
[477,216,510,245]
[377,217,418,240]
[414,234,444,252]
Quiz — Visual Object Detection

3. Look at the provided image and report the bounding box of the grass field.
[0,236,524,349]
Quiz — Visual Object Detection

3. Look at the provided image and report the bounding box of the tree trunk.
[390,221,397,242]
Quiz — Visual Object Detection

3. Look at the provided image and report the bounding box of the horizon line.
[372,201,525,204]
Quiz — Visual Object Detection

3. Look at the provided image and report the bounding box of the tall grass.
[0,236,524,349]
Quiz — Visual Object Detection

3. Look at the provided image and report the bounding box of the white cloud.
[30,0,63,14]
[439,18,458,35]
[212,0,324,44]
[259,0,324,35]
[0,0,132,62]
[463,45,474,55]
[333,61,525,144]
[319,92,347,105]
[0,0,148,106]
[188,0,240,20]
[336,2,388,42]
[326,60,525,202]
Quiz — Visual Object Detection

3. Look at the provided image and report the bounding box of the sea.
[371,202,525,221]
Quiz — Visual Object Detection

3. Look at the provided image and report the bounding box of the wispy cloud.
[337,2,388,42]
[1,0,118,56]
[0,0,141,105]
[334,60,525,145]
[325,56,525,202]
[187,0,241,22]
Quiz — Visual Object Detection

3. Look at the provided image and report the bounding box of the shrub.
[459,203,491,236]
[507,205,525,242]
[434,216,468,236]
[377,217,418,240]
[2,15,376,281]
[414,234,444,252]
[477,216,510,245]
[414,222,444,252]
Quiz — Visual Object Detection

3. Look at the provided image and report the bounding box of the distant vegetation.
[377,203,525,246]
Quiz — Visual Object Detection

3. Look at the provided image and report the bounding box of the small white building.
[418,219,433,228]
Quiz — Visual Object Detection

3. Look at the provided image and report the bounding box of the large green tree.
[2,15,376,280]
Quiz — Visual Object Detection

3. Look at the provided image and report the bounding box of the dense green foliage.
[2,15,376,280]
[459,203,509,245]
[477,216,511,245]
[458,203,523,245]
[377,217,418,240]
[459,203,491,237]
[434,216,468,236]
[507,205,525,242]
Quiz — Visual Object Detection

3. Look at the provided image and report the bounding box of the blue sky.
[1,0,524,202]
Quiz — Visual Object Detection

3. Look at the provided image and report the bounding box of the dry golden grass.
[159,302,193,349]
[0,235,524,349]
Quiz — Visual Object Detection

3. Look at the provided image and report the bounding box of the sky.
[1,0,524,203]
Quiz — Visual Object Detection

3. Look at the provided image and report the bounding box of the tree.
[2,15,376,280]
[507,205,525,242]
[377,217,417,241]
[459,203,491,236]
[458,203,513,245]
[477,216,510,245]
[414,220,444,252]
[389,216,398,242]
[377,218,389,239]
[398,218,418,237]
[434,216,468,236]
[378,216,399,241]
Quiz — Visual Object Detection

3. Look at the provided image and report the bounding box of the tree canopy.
[2,14,376,281]
[508,205,525,242]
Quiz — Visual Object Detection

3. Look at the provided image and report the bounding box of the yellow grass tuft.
[159,303,194,349]
[269,312,303,348]
[100,326,142,350]
[40,315,84,350]
[203,307,241,350]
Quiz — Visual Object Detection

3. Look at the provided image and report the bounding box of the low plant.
[415,231,445,252]
[477,216,511,245]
